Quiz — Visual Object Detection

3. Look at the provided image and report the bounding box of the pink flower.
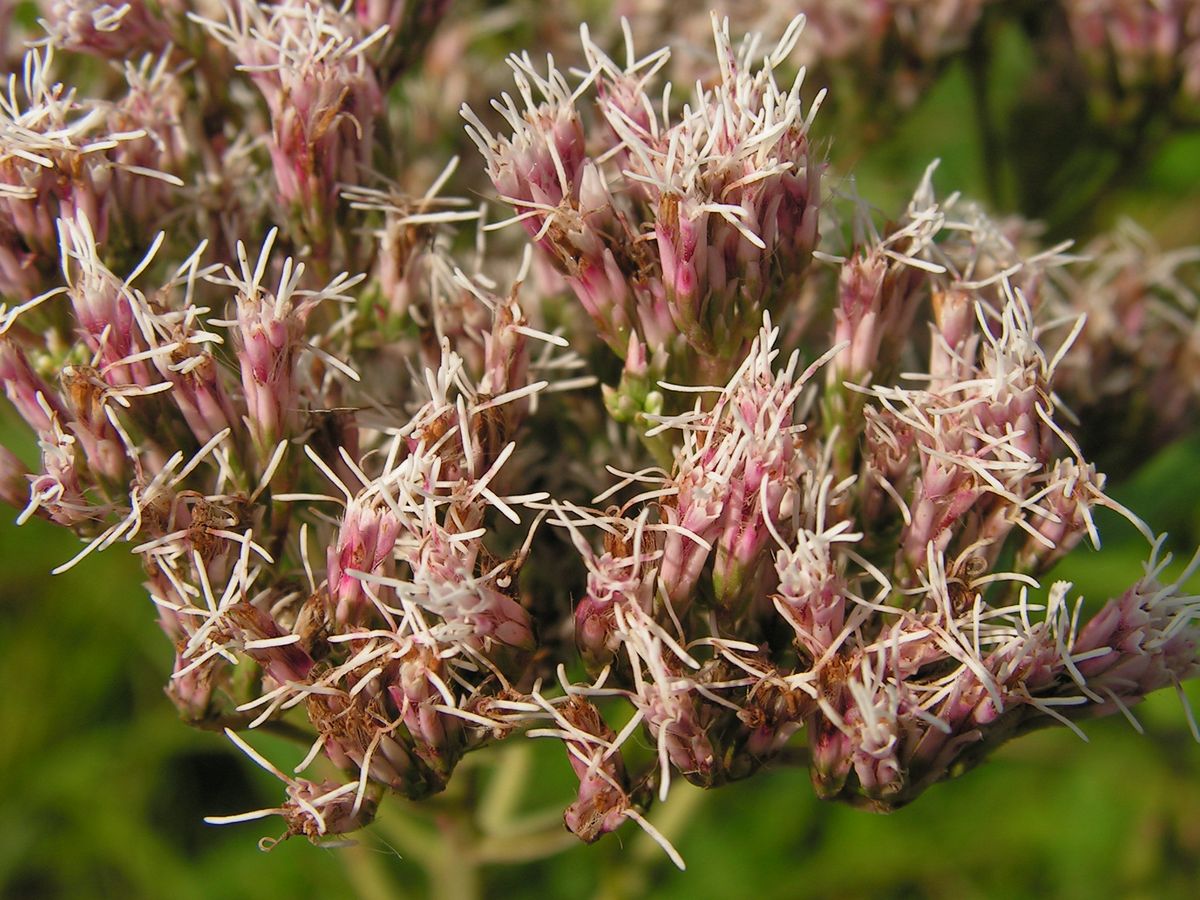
[193,0,385,252]
[37,0,177,58]
[213,228,363,453]
[327,495,402,626]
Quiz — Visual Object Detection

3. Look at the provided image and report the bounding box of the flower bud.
[386,649,464,779]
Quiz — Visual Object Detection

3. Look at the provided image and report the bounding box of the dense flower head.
[37,0,178,58]
[0,46,183,297]
[192,0,387,254]
[464,14,824,388]
[1,4,1199,873]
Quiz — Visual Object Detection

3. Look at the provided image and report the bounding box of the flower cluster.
[1063,0,1200,103]
[543,289,1195,820]
[36,0,179,57]
[611,0,993,134]
[191,0,388,259]
[2,3,1199,871]
[1049,221,1200,469]
[464,14,822,394]
[0,44,185,298]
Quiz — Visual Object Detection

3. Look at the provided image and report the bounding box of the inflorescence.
[2,1,1199,867]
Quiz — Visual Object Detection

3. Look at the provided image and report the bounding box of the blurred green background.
[4,7,1200,899]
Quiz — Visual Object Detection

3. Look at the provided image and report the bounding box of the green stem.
[434,812,483,900]
[256,717,319,747]
[339,841,411,900]
[374,802,482,900]
[631,781,704,865]
[474,828,580,865]
[477,742,531,836]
